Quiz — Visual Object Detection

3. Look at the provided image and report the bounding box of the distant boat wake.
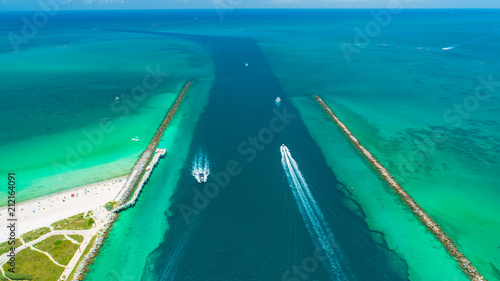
[192,149,210,183]
[159,211,202,281]
[280,145,351,281]
[442,33,500,51]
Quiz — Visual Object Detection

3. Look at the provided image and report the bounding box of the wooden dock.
[314,95,485,281]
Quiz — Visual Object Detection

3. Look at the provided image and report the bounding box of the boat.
[275,97,281,106]
[115,96,120,100]
[131,136,140,141]
[244,62,249,67]
[192,150,210,183]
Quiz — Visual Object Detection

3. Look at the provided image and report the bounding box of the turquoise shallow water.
[0,25,214,202]
[2,9,499,281]
[254,10,500,279]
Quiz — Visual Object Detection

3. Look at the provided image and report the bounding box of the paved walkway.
[29,245,65,268]
[58,206,111,280]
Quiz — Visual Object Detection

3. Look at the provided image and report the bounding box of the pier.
[113,149,166,212]
[314,95,485,281]
[113,81,192,211]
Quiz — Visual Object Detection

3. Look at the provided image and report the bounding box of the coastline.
[74,81,193,281]
[0,176,127,243]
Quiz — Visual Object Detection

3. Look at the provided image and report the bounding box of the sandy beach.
[0,176,127,243]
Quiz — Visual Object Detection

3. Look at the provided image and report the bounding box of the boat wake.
[442,33,500,51]
[159,212,202,281]
[192,149,210,183]
[280,145,351,281]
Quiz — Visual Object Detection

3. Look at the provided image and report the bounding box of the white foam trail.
[280,145,350,281]
[442,33,500,51]
[191,149,210,183]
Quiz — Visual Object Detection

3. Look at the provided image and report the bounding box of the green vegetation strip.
[2,248,63,281]
[51,212,94,230]
[68,234,85,243]
[20,227,51,243]
[34,235,79,266]
[0,239,22,256]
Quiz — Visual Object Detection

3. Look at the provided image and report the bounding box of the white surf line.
[281,145,350,281]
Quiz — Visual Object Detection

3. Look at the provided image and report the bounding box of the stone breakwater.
[73,214,117,281]
[72,81,192,281]
[314,95,485,281]
[117,81,192,206]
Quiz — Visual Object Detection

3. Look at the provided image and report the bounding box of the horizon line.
[1,7,500,12]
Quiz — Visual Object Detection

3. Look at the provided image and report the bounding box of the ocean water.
[2,9,499,281]
[0,17,214,201]
[254,10,500,280]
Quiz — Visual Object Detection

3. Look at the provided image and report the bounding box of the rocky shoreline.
[70,81,193,281]
[314,95,485,281]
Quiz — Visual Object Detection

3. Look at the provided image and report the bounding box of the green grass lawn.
[0,238,22,255]
[34,235,80,266]
[51,212,95,230]
[2,248,64,281]
[20,227,51,243]
[68,234,84,243]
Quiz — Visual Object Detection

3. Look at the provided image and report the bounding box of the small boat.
[198,172,205,183]
[115,96,120,100]
[132,136,140,141]
[244,62,249,67]
[275,97,281,106]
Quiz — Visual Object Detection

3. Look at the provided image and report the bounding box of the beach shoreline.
[0,176,127,243]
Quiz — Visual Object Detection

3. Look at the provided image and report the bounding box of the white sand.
[0,176,127,243]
